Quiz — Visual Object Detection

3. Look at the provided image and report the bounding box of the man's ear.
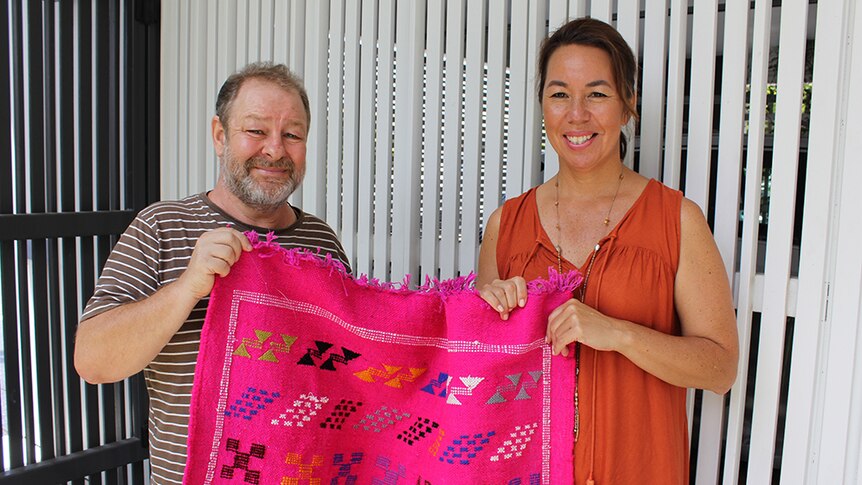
[212,115,226,157]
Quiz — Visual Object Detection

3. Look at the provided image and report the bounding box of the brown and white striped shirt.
[80,193,350,485]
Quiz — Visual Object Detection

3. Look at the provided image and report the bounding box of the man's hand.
[177,227,254,300]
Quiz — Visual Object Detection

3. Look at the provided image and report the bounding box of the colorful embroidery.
[370,455,407,485]
[297,341,361,370]
[330,452,363,484]
[185,245,580,484]
[354,365,427,388]
[220,438,265,484]
[486,371,543,404]
[507,474,541,485]
[227,387,280,421]
[439,432,496,465]
[353,405,411,433]
[272,392,329,428]
[490,422,538,461]
[320,399,363,430]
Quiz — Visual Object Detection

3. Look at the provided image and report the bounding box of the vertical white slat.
[160,0,181,198]
[203,0,219,190]
[235,0,249,67]
[590,0,613,23]
[683,0,718,211]
[782,1,850,482]
[521,0,548,189]
[543,0,568,184]
[723,2,773,482]
[662,0,686,189]
[569,0,587,18]
[177,0,191,196]
[699,3,750,482]
[639,0,667,180]
[247,0,262,60]
[187,0,208,195]
[390,0,426,280]
[483,1,509,218]
[339,0,361,267]
[325,0,345,233]
[303,0,330,217]
[287,0,306,207]
[420,0,446,281]
[372,0,395,281]
[616,1,640,171]
[271,0,288,63]
[458,0,487,274]
[355,0,378,276]
[439,0,466,279]
[815,4,862,482]
[747,2,809,484]
[506,0,529,196]
[258,0,273,60]
[214,0,239,191]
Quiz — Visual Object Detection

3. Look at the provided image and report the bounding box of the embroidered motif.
[220,438,265,484]
[227,387,280,421]
[281,452,324,485]
[420,372,449,397]
[507,474,541,485]
[370,455,407,485]
[354,405,411,432]
[428,428,446,457]
[320,399,363,430]
[439,432,495,465]
[354,365,427,388]
[490,422,538,461]
[330,452,363,484]
[297,340,361,370]
[486,371,543,404]
[445,376,485,405]
[397,417,440,446]
[272,392,330,427]
[234,329,297,363]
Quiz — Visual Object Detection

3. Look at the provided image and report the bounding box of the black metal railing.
[0,1,159,483]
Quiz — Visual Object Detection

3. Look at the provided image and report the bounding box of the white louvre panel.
[419,0,446,280]
[746,2,809,483]
[505,0,530,196]
[483,2,509,229]
[782,1,849,482]
[639,0,668,180]
[303,0,330,217]
[339,0,361,269]
[355,0,379,276]
[813,3,862,483]
[723,1,773,482]
[663,0,687,189]
[590,0,612,22]
[325,0,345,232]
[372,0,395,280]
[160,0,180,198]
[542,0,568,185]
[520,0,547,189]
[438,0,465,280]
[389,0,425,280]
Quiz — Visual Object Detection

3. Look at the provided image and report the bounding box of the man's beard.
[219,145,304,211]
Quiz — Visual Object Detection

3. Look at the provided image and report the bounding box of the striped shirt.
[80,193,350,485]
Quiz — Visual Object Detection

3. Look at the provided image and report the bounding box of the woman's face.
[542,44,630,173]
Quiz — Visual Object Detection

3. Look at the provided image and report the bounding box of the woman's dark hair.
[537,17,638,159]
[215,62,311,130]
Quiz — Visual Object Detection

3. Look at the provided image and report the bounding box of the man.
[74,62,349,484]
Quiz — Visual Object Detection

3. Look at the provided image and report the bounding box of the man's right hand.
[178,227,254,300]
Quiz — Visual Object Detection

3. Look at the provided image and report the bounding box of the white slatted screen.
[160,1,862,483]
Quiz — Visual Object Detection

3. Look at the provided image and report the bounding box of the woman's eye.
[589,92,609,98]
[549,92,568,99]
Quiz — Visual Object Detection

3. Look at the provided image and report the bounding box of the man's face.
[213,78,308,210]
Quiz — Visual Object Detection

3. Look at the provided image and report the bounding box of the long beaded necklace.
[553,169,624,442]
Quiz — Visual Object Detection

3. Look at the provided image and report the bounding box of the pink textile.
[184,234,580,484]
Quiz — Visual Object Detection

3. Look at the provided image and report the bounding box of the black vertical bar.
[13,0,36,466]
[58,2,85,481]
[0,0,22,472]
[27,0,57,463]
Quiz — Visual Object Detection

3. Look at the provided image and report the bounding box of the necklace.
[553,168,624,443]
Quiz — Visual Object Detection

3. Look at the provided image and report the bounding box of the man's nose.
[261,134,286,160]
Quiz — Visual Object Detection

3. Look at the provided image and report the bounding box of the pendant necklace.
[554,168,624,443]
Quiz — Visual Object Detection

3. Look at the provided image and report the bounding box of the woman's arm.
[476,207,527,320]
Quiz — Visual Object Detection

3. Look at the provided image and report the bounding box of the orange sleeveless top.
[496,179,688,485]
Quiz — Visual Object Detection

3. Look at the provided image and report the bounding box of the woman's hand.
[478,276,528,320]
[547,298,621,356]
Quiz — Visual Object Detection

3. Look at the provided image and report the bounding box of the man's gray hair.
[215,62,311,129]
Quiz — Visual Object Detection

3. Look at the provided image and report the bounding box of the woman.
[476,18,738,484]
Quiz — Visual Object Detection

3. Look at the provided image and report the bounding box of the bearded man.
[75,63,349,485]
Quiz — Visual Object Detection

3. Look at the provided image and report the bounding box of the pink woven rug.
[184,234,580,484]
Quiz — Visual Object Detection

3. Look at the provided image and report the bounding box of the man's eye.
[247,129,264,135]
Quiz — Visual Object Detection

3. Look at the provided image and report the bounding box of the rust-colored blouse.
[496,179,688,485]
